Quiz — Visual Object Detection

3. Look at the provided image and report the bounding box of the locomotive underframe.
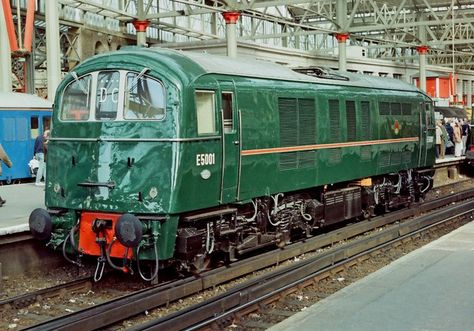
[175,168,433,271]
[40,168,432,280]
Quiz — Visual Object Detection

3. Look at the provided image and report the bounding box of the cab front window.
[96,71,120,120]
[124,73,166,120]
[61,74,92,121]
[60,70,166,122]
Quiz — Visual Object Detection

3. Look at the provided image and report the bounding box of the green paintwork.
[46,47,435,260]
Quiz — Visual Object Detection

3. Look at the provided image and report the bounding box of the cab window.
[425,102,435,127]
[124,73,166,120]
[195,91,216,135]
[222,92,233,133]
[96,71,120,120]
[61,74,92,121]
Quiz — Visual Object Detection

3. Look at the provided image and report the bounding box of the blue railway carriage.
[0,92,52,183]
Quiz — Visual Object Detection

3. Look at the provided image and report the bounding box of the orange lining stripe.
[241,137,419,156]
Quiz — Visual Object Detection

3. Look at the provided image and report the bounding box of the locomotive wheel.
[362,209,371,219]
[191,253,212,273]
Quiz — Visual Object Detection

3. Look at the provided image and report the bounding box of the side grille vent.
[328,148,342,165]
[360,101,371,140]
[379,152,390,168]
[298,151,315,168]
[278,97,316,170]
[278,98,298,170]
[278,98,298,148]
[402,103,412,115]
[379,102,390,115]
[391,152,402,166]
[391,103,402,115]
[402,151,412,164]
[280,152,298,170]
[346,100,356,141]
[328,99,340,142]
[360,146,371,161]
[299,98,316,145]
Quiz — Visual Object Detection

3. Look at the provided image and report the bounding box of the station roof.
[435,107,468,118]
[412,71,447,79]
[23,1,474,75]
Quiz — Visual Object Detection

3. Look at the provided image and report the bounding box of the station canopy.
[52,0,474,70]
[435,107,468,119]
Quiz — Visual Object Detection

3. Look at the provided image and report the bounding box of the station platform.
[0,183,45,235]
[269,220,474,331]
[434,154,466,167]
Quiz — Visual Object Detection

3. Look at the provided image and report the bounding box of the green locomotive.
[29,47,435,280]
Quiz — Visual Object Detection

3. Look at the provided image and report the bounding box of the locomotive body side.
[173,78,435,206]
[214,77,434,202]
[29,47,436,279]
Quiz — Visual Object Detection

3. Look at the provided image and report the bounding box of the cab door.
[218,81,240,203]
[419,101,435,166]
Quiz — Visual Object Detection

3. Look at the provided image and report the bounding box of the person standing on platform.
[461,119,470,155]
[445,120,454,155]
[453,121,463,157]
[435,121,442,158]
[0,143,13,206]
[34,131,46,186]
[439,121,448,159]
[466,122,472,152]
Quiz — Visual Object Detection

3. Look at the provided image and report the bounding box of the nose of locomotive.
[29,208,52,241]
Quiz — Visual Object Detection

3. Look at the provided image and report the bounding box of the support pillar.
[0,2,12,92]
[210,12,217,36]
[132,20,149,46]
[335,33,349,72]
[457,79,463,105]
[467,80,472,111]
[46,1,61,101]
[416,46,429,92]
[222,12,240,58]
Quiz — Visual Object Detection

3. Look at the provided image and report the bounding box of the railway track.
[0,277,92,311]
[133,195,474,331]
[21,187,474,331]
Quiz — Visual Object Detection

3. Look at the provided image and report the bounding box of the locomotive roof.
[0,92,52,109]
[181,51,420,92]
[146,47,421,93]
[79,47,422,94]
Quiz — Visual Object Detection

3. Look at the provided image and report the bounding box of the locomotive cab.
[30,53,190,280]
